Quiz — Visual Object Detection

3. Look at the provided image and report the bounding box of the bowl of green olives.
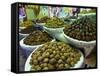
[20,30,55,52]
[43,17,67,37]
[25,42,84,71]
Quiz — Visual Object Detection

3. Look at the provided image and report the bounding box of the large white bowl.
[43,26,64,37]
[25,46,84,71]
[63,33,96,57]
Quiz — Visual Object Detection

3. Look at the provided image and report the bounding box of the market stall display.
[13,3,97,72]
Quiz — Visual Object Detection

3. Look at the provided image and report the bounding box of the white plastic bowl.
[25,46,84,71]
[43,26,64,38]
[20,37,55,52]
[36,23,46,25]
[19,27,26,30]
[19,33,29,41]
[43,26,64,33]
[63,33,96,56]
[19,27,29,40]
[19,33,29,37]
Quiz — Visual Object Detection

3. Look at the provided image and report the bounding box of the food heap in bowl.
[24,30,53,45]
[29,42,83,71]
[44,17,66,28]
[64,16,96,41]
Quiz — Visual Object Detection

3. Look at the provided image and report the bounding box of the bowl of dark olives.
[63,16,96,56]
[20,30,55,51]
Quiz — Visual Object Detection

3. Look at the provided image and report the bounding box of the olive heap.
[29,42,81,71]
[20,26,37,34]
[36,16,50,23]
[64,16,96,41]
[24,30,53,45]
[45,17,66,28]
[20,20,34,27]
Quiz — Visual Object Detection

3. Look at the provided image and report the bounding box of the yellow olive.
[55,54,60,60]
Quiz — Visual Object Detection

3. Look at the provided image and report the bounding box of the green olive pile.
[64,16,96,41]
[30,42,81,71]
[20,20,34,27]
[20,26,37,34]
[36,16,50,23]
[45,17,65,28]
[24,30,53,45]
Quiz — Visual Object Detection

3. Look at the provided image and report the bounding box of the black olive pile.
[29,42,81,71]
[24,30,53,45]
[45,17,66,28]
[20,26,37,34]
[64,16,96,41]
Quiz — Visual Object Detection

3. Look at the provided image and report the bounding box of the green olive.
[70,61,75,67]
[50,54,54,58]
[43,58,49,63]
[49,58,56,64]
[43,67,49,70]
[38,57,43,62]
[58,64,64,69]
[33,60,38,65]
[64,64,70,69]
[48,64,55,70]
[58,59,63,64]
[61,56,66,60]
[55,54,60,60]
[35,65,41,71]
